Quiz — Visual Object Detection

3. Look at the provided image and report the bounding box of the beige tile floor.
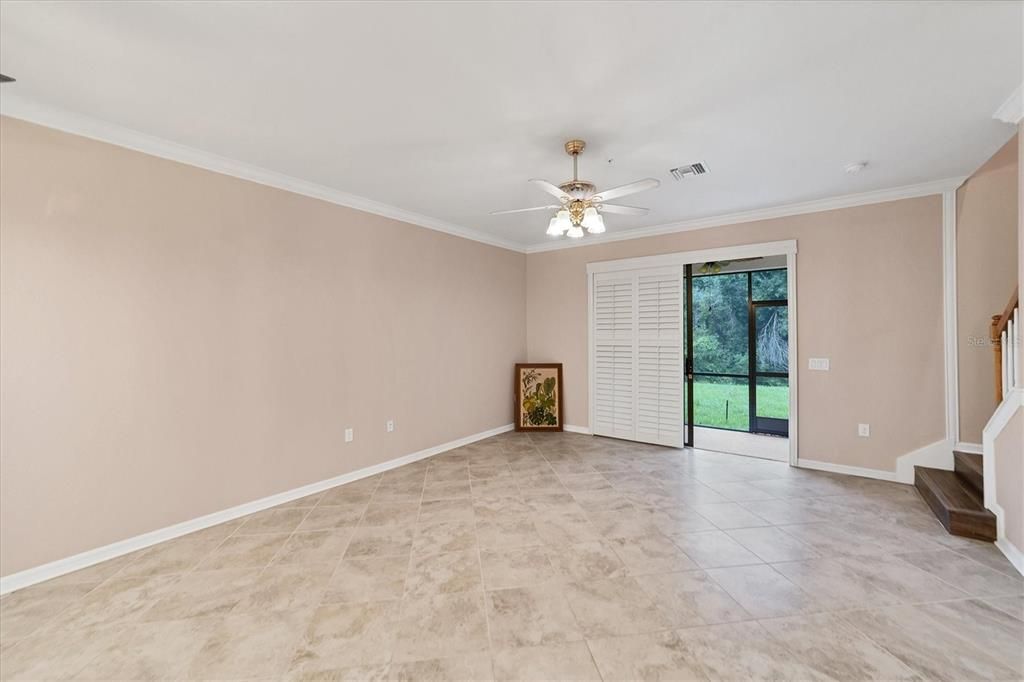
[2,431,1022,681]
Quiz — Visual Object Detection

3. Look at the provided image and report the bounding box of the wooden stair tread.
[953,451,984,495]
[914,466,995,542]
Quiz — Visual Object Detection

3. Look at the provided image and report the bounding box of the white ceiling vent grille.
[669,163,708,180]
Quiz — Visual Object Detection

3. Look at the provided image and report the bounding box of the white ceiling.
[1,1,1020,249]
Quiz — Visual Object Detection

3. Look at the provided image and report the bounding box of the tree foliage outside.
[692,272,748,374]
[751,269,788,301]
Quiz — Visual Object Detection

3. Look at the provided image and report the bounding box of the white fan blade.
[592,178,660,203]
[597,203,648,216]
[490,205,561,215]
[528,178,571,201]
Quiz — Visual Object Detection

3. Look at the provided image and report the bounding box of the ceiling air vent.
[669,162,708,180]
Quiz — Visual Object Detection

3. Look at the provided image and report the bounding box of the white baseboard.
[954,442,983,455]
[0,423,513,595]
[563,424,593,435]
[795,458,905,483]
[796,438,952,485]
[995,537,1024,576]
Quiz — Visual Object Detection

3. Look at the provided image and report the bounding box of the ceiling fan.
[491,139,660,239]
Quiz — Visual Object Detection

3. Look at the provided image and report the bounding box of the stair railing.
[991,286,1020,402]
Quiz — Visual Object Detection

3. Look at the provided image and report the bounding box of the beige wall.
[526,197,946,473]
[956,136,1019,444]
[0,117,527,576]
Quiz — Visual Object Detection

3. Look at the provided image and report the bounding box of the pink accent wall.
[0,117,527,576]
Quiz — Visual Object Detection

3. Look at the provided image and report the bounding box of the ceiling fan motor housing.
[559,180,597,199]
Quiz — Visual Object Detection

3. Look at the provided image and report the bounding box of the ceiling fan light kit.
[581,206,605,234]
[491,139,659,239]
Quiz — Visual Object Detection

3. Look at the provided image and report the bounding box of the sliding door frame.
[587,239,798,466]
[684,263,695,448]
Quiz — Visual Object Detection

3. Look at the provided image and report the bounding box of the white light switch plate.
[808,358,830,371]
[344,428,353,443]
[858,424,870,437]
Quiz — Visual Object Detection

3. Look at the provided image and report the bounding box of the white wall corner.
[993,84,1024,125]
[563,424,593,435]
[0,422,514,595]
[894,438,955,484]
[942,189,960,449]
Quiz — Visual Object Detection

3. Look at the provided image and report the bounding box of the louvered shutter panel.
[592,267,683,447]
[636,271,683,446]
[592,275,635,439]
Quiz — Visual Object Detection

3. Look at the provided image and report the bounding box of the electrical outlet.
[858,423,870,437]
[344,428,353,443]
[386,420,395,433]
[808,358,830,371]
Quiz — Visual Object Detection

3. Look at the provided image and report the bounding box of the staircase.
[914,451,995,541]
[915,288,1019,542]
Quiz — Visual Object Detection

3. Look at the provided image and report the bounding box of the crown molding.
[524,176,965,254]
[993,83,1023,125]
[2,93,968,257]
[0,93,525,253]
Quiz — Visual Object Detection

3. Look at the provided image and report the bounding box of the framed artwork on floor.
[514,363,564,432]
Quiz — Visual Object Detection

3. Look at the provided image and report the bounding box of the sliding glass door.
[751,269,789,435]
[688,267,789,438]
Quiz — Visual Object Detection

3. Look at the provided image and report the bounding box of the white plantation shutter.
[592,267,683,447]
[593,275,635,439]
[636,272,683,446]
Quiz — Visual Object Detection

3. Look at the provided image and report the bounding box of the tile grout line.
[829,604,1018,680]
[6,432,1021,679]
[1,515,250,646]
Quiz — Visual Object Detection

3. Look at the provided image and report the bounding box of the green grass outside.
[693,380,788,430]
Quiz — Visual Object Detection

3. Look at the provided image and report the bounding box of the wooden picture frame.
[514,363,564,432]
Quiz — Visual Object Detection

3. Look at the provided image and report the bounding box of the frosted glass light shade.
[581,206,600,229]
[546,217,563,236]
[567,224,584,239]
[586,213,606,234]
